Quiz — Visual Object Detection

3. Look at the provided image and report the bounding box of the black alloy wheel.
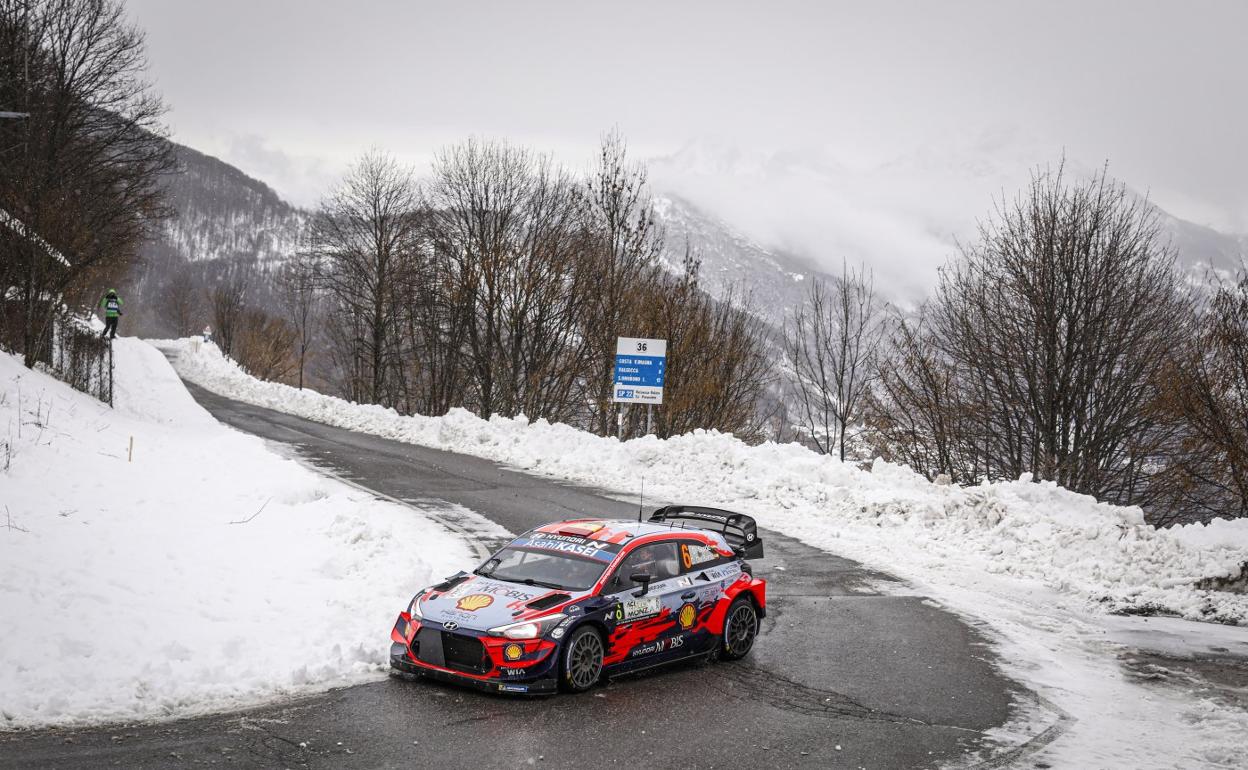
[721,597,758,660]
[561,627,605,692]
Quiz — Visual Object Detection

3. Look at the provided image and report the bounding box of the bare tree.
[0,0,173,366]
[868,163,1191,512]
[867,311,977,482]
[422,139,598,421]
[783,264,884,460]
[581,130,665,435]
[424,139,533,418]
[277,251,319,389]
[499,157,597,422]
[159,264,203,337]
[309,150,420,405]
[209,262,250,357]
[1155,270,1248,524]
[233,308,296,383]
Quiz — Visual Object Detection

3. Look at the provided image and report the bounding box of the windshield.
[476,546,610,591]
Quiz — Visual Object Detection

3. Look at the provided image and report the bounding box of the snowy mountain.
[653,194,820,323]
[1157,208,1248,276]
[121,142,308,335]
[145,142,307,269]
[649,139,1248,307]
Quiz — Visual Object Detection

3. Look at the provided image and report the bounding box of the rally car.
[389,505,767,694]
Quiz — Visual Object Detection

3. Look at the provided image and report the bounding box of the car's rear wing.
[648,505,764,560]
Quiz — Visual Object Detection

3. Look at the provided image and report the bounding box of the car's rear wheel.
[720,597,758,660]
[560,626,604,692]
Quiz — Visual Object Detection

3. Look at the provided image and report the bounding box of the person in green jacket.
[99,289,123,339]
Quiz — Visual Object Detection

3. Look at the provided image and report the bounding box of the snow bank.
[0,339,471,729]
[162,337,1248,625]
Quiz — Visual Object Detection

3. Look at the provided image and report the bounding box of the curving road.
[0,379,1038,769]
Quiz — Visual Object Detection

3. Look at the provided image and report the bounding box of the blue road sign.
[613,337,666,404]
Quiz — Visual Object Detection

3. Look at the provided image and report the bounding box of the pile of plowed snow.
[0,339,470,729]
[161,337,1248,624]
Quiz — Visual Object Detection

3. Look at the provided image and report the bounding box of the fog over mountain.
[649,137,1248,308]
[126,138,1246,335]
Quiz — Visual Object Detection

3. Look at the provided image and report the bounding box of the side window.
[611,542,681,590]
[678,540,730,573]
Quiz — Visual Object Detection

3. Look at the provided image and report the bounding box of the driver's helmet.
[627,546,679,579]
[629,552,659,575]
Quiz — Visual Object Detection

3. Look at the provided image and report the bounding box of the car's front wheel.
[560,626,604,693]
[720,596,758,660]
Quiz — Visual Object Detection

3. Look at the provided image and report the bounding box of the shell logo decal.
[456,593,494,612]
[678,602,697,630]
[504,643,524,661]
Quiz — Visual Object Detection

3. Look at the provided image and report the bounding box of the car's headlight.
[407,593,425,619]
[487,613,566,640]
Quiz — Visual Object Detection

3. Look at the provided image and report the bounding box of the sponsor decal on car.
[521,533,616,561]
[504,643,524,661]
[629,634,684,658]
[686,543,719,565]
[704,565,738,582]
[445,580,538,603]
[498,683,529,693]
[501,667,527,677]
[557,522,604,536]
[615,595,662,621]
[678,603,697,630]
[456,594,494,611]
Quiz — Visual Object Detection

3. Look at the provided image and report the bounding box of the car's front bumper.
[389,642,558,694]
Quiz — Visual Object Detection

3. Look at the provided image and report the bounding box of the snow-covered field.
[0,339,471,729]
[163,337,1248,768]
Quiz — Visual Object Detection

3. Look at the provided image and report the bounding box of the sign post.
[612,337,666,438]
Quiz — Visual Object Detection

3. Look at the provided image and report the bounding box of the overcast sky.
[127,0,1248,255]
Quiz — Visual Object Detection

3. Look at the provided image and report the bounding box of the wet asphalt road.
[0,379,1031,769]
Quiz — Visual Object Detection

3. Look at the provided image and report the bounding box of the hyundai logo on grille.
[444,621,459,630]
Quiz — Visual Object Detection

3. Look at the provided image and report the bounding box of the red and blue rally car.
[390,506,766,694]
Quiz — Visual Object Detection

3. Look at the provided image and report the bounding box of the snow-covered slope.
[0,339,470,729]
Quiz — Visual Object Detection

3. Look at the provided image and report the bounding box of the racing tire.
[560,626,605,693]
[720,597,759,661]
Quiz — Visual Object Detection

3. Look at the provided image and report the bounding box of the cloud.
[222,134,339,207]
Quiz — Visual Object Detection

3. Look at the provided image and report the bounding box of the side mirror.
[630,572,653,597]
